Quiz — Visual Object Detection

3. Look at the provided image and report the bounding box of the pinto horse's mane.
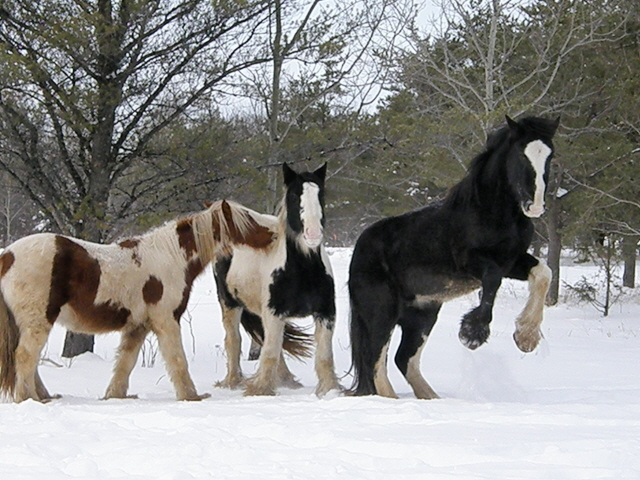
[444,116,557,210]
[138,200,271,266]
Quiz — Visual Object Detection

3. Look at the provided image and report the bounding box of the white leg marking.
[104,326,147,399]
[404,335,439,400]
[276,352,302,389]
[215,308,244,389]
[152,317,208,401]
[313,318,340,396]
[14,321,50,402]
[514,260,551,352]
[374,340,397,399]
[245,313,284,396]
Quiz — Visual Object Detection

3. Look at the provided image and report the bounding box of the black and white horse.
[348,115,560,398]
[214,163,340,396]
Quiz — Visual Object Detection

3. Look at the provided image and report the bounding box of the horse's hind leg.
[395,304,441,399]
[510,257,551,352]
[313,315,340,396]
[276,351,302,389]
[349,273,399,397]
[215,306,244,389]
[104,324,148,399]
[14,321,51,402]
[151,315,209,401]
[373,339,397,398]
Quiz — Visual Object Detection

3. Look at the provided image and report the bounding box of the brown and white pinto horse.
[0,200,274,403]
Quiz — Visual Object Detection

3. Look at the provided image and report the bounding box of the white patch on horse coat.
[299,182,324,250]
[373,339,397,398]
[523,140,552,218]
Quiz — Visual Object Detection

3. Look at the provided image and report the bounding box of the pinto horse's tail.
[348,298,378,396]
[240,310,313,359]
[0,287,19,399]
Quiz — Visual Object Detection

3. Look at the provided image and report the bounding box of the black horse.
[348,115,560,398]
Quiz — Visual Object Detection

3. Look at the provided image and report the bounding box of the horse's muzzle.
[522,201,544,218]
[303,226,323,248]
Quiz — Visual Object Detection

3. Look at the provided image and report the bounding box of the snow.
[1,248,639,479]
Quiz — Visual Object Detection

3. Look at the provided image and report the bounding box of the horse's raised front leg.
[104,324,148,399]
[151,315,209,401]
[244,311,283,396]
[508,255,551,352]
[215,306,244,389]
[459,257,502,350]
[313,315,341,396]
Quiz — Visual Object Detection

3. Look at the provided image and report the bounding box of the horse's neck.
[459,150,520,220]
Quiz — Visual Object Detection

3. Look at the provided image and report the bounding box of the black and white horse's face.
[506,116,559,218]
[283,163,327,251]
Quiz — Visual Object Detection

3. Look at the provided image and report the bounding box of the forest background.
[0,0,638,353]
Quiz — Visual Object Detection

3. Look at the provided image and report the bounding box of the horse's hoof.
[181,393,211,401]
[458,321,490,350]
[214,376,245,390]
[102,394,139,400]
[243,381,277,396]
[280,377,303,389]
[315,379,343,397]
[513,329,541,353]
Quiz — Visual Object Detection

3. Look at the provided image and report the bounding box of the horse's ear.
[551,115,561,135]
[282,162,297,186]
[203,201,213,208]
[505,115,519,130]
[313,163,327,182]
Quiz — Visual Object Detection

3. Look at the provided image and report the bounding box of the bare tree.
[235,0,417,212]
[0,0,273,356]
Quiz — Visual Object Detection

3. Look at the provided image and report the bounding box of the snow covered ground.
[1,248,638,479]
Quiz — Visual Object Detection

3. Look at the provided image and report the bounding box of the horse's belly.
[411,276,481,305]
[56,302,131,334]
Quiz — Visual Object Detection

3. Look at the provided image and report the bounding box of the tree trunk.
[62,331,95,358]
[63,0,124,358]
[622,235,638,288]
[545,162,563,305]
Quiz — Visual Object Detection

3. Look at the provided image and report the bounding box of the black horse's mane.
[443,116,557,210]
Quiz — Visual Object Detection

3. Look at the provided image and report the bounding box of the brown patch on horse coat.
[143,276,164,304]
[220,201,274,249]
[176,219,197,258]
[173,258,205,321]
[47,236,130,332]
[239,217,274,249]
[118,238,139,249]
[119,238,142,266]
[0,251,15,276]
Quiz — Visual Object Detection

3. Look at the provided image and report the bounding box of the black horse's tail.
[240,310,313,359]
[348,297,377,396]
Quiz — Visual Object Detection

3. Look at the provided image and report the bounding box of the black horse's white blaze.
[299,182,324,250]
[523,139,552,218]
[348,115,560,399]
